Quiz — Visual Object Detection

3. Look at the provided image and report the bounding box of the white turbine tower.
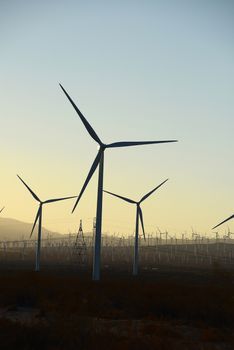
[212,214,234,230]
[17,175,76,272]
[60,84,177,280]
[104,179,168,275]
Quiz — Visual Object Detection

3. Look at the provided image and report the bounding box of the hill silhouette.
[0,217,62,241]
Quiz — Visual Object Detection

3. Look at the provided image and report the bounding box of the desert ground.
[0,262,233,350]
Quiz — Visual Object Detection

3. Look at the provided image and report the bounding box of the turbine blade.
[104,190,136,204]
[72,150,102,213]
[140,179,169,203]
[17,175,41,202]
[59,84,102,145]
[30,206,41,238]
[138,206,145,240]
[44,195,77,204]
[0,206,5,213]
[107,140,177,148]
[212,214,234,230]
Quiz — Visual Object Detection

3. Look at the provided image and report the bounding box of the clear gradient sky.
[1,0,234,237]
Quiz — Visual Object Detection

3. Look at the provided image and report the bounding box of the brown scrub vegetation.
[0,266,234,349]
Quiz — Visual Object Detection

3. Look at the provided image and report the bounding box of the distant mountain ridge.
[0,217,62,241]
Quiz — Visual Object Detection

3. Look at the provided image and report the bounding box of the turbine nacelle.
[100,143,107,150]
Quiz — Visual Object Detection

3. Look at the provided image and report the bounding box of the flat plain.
[0,264,233,350]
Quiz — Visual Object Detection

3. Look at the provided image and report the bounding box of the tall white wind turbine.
[60,84,177,280]
[104,179,168,275]
[212,214,234,230]
[17,175,76,271]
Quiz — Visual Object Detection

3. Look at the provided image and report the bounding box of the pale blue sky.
[1,1,234,236]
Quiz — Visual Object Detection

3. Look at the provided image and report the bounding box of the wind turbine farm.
[1,1,234,349]
[0,85,233,350]
[0,102,233,349]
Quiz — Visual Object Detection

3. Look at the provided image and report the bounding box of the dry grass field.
[0,265,234,349]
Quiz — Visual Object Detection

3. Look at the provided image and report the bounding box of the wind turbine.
[60,84,177,280]
[104,178,168,275]
[17,175,77,272]
[212,214,234,230]
[0,207,4,214]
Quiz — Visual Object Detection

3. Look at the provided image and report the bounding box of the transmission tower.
[73,220,87,266]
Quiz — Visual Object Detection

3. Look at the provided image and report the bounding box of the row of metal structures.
[0,233,234,270]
